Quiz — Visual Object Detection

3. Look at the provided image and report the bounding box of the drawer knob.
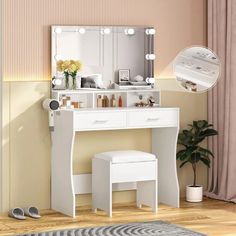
[94,120,109,124]
[147,117,160,121]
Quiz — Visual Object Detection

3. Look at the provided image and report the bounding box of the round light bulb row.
[54,27,155,35]
[54,53,155,62]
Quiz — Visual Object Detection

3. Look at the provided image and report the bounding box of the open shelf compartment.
[52,88,160,109]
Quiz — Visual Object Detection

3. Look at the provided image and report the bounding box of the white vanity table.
[51,90,180,217]
[50,25,180,217]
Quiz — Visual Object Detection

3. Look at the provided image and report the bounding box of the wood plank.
[0,198,236,236]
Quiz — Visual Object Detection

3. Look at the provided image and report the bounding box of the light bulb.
[52,78,62,86]
[145,54,156,60]
[146,77,155,84]
[125,28,135,35]
[101,28,111,35]
[54,54,62,61]
[79,28,86,34]
[54,27,62,34]
[145,28,156,35]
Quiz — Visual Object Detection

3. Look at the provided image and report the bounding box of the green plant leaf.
[179,146,198,161]
[176,149,186,159]
[204,124,213,128]
[198,151,210,160]
[179,160,189,168]
[198,147,214,157]
[178,151,189,161]
[200,158,210,168]
[190,152,201,163]
[197,120,207,128]
[192,137,205,146]
[183,130,192,136]
[178,133,187,143]
[178,133,194,146]
[199,129,218,137]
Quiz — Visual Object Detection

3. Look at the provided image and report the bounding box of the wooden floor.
[0,198,236,236]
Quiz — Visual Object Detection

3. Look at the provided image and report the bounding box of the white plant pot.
[186,185,203,202]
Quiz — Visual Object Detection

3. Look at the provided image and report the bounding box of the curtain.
[205,0,236,202]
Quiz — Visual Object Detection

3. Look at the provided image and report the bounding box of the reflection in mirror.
[51,26,155,89]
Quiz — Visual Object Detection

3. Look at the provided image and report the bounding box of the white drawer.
[74,111,126,130]
[127,110,178,127]
[111,161,157,183]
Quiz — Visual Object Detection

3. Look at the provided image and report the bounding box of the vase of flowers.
[56,60,82,90]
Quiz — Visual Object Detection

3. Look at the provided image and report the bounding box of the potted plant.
[177,120,218,202]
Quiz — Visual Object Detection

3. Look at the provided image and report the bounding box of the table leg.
[152,127,180,208]
[51,112,75,217]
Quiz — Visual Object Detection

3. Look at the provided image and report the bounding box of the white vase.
[186,185,203,202]
[69,76,74,90]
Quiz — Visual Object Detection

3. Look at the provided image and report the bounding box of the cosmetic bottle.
[79,101,85,108]
[118,96,123,107]
[102,96,105,107]
[66,100,71,108]
[104,95,109,107]
[61,95,67,107]
[110,94,116,107]
[97,95,103,107]
[72,101,79,108]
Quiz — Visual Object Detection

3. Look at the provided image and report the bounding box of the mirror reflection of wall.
[51,26,155,88]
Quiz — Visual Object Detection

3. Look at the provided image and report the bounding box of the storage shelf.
[52,88,161,109]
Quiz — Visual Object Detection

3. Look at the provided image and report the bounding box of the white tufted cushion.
[94,150,156,163]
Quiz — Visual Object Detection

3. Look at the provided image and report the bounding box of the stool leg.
[92,159,112,217]
[136,180,158,214]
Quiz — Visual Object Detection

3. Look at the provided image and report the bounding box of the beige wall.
[2,0,207,212]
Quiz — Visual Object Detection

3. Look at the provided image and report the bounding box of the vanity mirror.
[51,25,155,89]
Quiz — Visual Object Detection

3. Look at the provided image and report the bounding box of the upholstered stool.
[92,150,158,217]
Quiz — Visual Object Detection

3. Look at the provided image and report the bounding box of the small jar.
[79,101,85,108]
[62,95,67,107]
[66,100,71,108]
[72,101,79,109]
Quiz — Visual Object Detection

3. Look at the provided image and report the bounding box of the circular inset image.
[173,46,220,93]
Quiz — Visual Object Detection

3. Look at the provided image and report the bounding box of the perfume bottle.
[103,95,109,107]
[118,96,123,107]
[97,95,103,107]
[102,95,106,107]
[110,94,116,107]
